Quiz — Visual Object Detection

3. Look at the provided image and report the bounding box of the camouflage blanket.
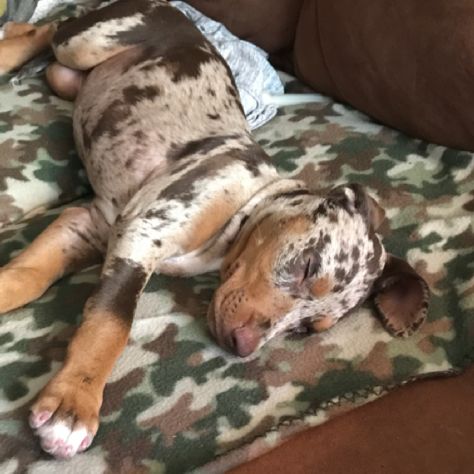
[0,0,98,227]
[0,69,473,472]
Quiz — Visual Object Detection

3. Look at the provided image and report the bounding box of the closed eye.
[303,258,312,280]
[302,255,319,281]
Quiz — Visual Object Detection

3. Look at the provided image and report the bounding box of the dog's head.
[207,183,429,357]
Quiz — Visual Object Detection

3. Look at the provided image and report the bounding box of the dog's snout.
[229,326,261,357]
[207,285,263,357]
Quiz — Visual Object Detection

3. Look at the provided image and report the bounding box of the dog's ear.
[327,184,386,231]
[371,254,429,337]
[363,193,386,231]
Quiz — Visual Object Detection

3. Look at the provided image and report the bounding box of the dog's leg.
[51,0,172,70]
[29,227,165,458]
[29,169,245,457]
[3,22,37,39]
[0,206,107,314]
[45,62,87,101]
[0,23,56,74]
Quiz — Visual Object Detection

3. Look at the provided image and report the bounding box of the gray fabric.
[171,0,284,129]
[0,0,39,25]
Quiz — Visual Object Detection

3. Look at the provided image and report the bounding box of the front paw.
[30,376,100,459]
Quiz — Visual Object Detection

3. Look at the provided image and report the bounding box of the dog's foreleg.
[0,206,106,314]
[29,219,171,458]
[29,168,246,457]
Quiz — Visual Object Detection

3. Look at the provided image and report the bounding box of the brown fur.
[311,275,334,298]
[185,197,240,252]
[3,22,36,38]
[31,310,131,436]
[213,215,307,345]
[0,208,101,314]
[312,314,336,332]
[0,23,55,74]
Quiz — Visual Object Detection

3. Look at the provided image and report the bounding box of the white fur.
[34,419,91,459]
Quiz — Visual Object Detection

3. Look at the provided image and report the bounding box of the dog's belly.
[73,45,249,220]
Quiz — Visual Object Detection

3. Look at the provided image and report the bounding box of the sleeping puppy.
[0,0,429,459]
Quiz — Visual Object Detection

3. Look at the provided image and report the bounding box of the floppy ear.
[371,254,430,337]
[364,193,386,231]
[327,184,386,230]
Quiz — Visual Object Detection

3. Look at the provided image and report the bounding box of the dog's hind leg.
[0,22,55,74]
[45,62,87,101]
[0,205,107,314]
[52,0,177,70]
[2,22,37,39]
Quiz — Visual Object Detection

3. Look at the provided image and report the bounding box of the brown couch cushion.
[294,0,474,151]
[183,0,304,53]
[233,366,474,474]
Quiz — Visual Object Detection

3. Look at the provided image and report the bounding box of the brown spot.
[263,344,343,387]
[312,314,335,332]
[358,341,393,379]
[89,257,147,326]
[186,352,203,367]
[417,337,436,354]
[139,393,213,446]
[123,85,160,105]
[102,368,145,416]
[89,99,130,143]
[463,193,474,211]
[143,324,178,359]
[160,156,233,202]
[336,250,349,263]
[168,134,238,160]
[335,267,346,282]
[420,318,452,336]
[311,276,334,298]
[352,246,360,260]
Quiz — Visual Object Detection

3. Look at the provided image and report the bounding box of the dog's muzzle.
[207,296,262,357]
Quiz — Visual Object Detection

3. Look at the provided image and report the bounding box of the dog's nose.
[230,326,261,357]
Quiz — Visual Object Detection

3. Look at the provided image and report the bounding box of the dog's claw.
[29,410,53,429]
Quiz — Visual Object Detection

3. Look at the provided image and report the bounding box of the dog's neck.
[207,178,308,258]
